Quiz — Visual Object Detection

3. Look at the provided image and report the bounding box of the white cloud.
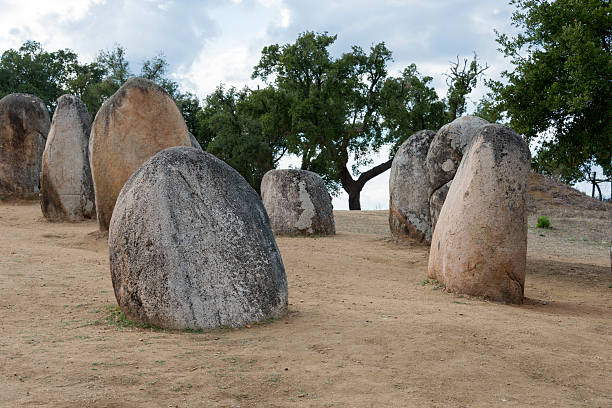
[176,43,261,95]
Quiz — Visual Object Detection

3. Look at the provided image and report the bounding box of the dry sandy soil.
[1,199,611,407]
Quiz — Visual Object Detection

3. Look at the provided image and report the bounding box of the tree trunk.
[339,158,393,210]
[348,189,361,210]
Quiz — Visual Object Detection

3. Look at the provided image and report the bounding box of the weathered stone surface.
[89,77,190,230]
[261,169,335,236]
[428,124,531,304]
[429,180,451,234]
[40,95,95,221]
[426,115,489,194]
[389,130,436,243]
[189,132,202,150]
[109,146,288,329]
[0,93,49,199]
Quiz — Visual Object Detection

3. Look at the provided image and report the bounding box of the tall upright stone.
[426,116,488,233]
[89,77,190,230]
[0,93,49,199]
[388,130,436,243]
[261,169,335,236]
[40,95,95,220]
[428,124,531,304]
[109,147,288,329]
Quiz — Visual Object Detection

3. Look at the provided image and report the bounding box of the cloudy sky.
[2,0,604,206]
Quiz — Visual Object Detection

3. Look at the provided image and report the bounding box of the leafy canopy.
[487,0,611,183]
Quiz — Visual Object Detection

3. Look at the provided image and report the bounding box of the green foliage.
[536,216,551,229]
[445,54,489,121]
[0,41,79,113]
[105,305,161,330]
[381,64,447,154]
[251,31,453,208]
[489,0,612,183]
[0,41,195,124]
[198,86,288,192]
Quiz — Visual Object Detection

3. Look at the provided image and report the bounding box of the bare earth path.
[1,202,611,407]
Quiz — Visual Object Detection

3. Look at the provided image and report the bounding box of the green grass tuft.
[536,216,551,229]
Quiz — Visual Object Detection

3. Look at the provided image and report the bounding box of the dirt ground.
[1,202,611,407]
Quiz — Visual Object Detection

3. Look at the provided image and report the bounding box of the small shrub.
[536,216,551,229]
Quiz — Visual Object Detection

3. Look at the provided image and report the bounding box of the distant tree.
[0,41,79,112]
[380,64,447,154]
[252,31,448,209]
[445,54,489,121]
[198,86,287,192]
[488,0,611,183]
[140,52,180,97]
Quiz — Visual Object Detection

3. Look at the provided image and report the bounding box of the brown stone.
[40,95,95,221]
[89,77,190,230]
[0,93,49,199]
[428,124,530,303]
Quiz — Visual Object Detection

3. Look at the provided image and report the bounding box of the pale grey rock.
[426,116,489,194]
[189,132,202,150]
[109,146,288,330]
[428,124,531,304]
[0,93,49,199]
[429,180,451,234]
[40,95,95,221]
[261,169,335,236]
[388,130,436,243]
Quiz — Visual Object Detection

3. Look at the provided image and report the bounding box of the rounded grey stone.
[389,130,436,243]
[261,169,335,236]
[426,115,489,194]
[109,146,288,329]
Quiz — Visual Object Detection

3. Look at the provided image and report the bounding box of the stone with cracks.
[89,77,190,231]
[261,169,335,236]
[389,130,436,243]
[428,124,531,304]
[40,95,95,220]
[0,93,49,199]
[109,146,288,329]
[426,115,489,194]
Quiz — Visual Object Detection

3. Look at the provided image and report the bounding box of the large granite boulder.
[109,146,288,329]
[89,77,190,231]
[0,93,50,199]
[428,124,530,303]
[426,116,489,234]
[426,116,489,193]
[40,95,95,221]
[261,169,335,236]
[389,130,436,243]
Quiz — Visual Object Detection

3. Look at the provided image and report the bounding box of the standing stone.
[189,132,202,150]
[426,116,489,193]
[40,95,95,221]
[428,124,531,304]
[429,180,451,233]
[261,169,335,236]
[389,130,436,243]
[109,146,288,329]
[0,93,49,199]
[89,77,190,231]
